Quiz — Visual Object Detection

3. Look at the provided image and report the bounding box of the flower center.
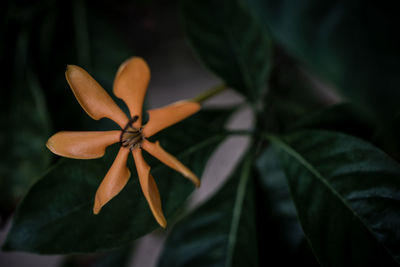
[120,116,143,150]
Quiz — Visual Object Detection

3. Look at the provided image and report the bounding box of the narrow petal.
[132,148,167,228]
[142,140,200,187]
[113,57,150,127]
[93,147,131,214]
[66,65,128,128]
[142,101,201,137]
[46,131,120,159]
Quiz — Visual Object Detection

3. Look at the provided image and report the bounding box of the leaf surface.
[269,130,400,266]
[182,0,272,102]
[255,148,319,266]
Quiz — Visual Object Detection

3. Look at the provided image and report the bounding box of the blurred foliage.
[246,0,400,118]
[2,0,400,266]
[182,0,272,105]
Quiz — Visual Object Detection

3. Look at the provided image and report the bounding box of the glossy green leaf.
[269,130,400,266]
[182,0,273,103]
[158,153,257,267]
[246,0,400,116]
[3,108,234,254]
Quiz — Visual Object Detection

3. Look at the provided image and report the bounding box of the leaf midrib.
[225,153,252,267]
[267,134,397,263]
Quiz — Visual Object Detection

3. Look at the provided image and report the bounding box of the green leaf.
[182,0,273,103]
[158,153,257,267]
[246,0,400,116]
[269,130,400,266]
[290,103,377,141]
[3,108,234,254]
[0,70,51,226]
[290,103,400,160]
[255,148,319,266]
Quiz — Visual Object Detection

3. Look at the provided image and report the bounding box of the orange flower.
[46,57,201,228]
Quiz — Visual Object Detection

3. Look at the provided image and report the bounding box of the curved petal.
[46,131,120,159]
[113,57,150,127]
[142,101,201,137]
[66,65,128,128]
[132,148,167,228]
[142,140,200,187]
[93,147,131,214]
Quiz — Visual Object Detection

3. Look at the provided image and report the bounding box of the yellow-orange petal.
[93,147,131,214]
[66,65,128,128]
[142,100,201,137]
[142,140,200,187]
[46,131,120,159]
[113,57,150,127]
[132,148,167,228]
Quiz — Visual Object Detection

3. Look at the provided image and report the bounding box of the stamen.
[120,116,143,150]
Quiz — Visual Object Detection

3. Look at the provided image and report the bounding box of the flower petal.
[142,140,200,187]
[132,148,167,228]
[142,101,201,137]
[113,57,150,127]
[66,65,128,128]
[46,131,120,159]
[93,147,131,214]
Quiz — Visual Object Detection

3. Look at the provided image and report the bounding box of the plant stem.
[192,83,227,103]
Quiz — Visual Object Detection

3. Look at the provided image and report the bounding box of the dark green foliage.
[158,154,257,267]
[0,0,131,226]
[270,130,400,266]
[2,1,400,266]
[255,148,319,266]
[246,0,400,117]
[182,0,273,103]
